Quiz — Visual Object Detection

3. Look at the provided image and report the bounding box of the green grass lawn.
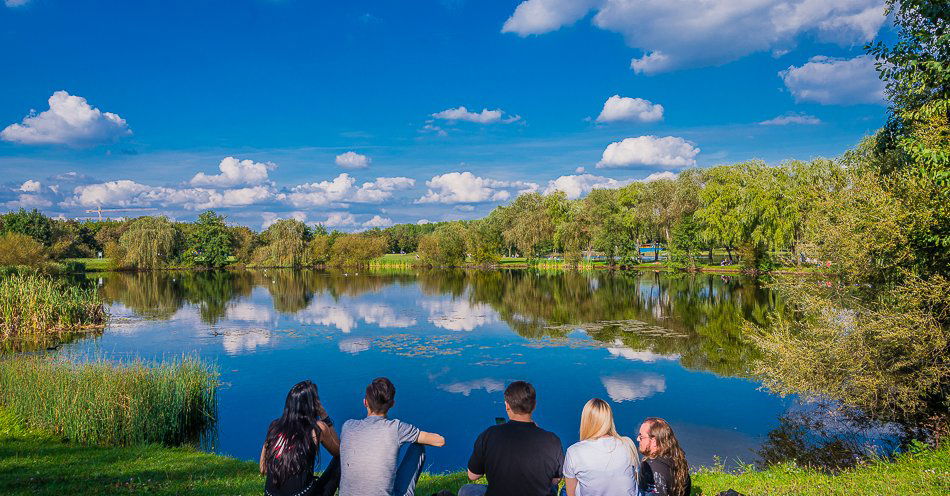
[63,257,113,271]
[1,408,947,495]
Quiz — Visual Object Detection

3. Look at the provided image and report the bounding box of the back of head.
[366,377,396,414]
[504,380,536,415]
[643,417,688,495]
[266,380,322,487]
[580,398,637,466]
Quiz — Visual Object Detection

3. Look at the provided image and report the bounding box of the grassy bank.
[0,274,106,344]
[0,355,217,447]
[1,407,945,495]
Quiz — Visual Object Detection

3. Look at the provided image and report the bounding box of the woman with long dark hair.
[260,380,341,496]
[635,417,691,496]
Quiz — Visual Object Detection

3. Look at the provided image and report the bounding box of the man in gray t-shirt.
[340,378,445,496]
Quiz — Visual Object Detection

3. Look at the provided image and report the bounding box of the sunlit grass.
[0,355,217,447]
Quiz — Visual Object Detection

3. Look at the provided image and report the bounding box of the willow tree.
[118,216,179,269]
[252,219,310,267]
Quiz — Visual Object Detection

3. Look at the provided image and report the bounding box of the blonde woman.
[562,398,639,496]
[636,417,691,496]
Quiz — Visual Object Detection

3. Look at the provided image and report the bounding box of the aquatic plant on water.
[0,355,218,447]
[0,274,106,342]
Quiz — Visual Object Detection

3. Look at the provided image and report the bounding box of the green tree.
[309,234,332,264]
[418,223,467,266]
[328,234,387,267]
[465,219,502,265]
[0,209,54,246]
[186,211,233,268]
[251,219,311,267]
[0,232,49,267]
[118,216,179,269]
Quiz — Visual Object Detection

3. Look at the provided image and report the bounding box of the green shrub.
[0,274,105,342]
[0,232,49,267]
[0,355,217,447]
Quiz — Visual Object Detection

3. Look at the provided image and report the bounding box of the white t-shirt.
[563,436,638,496]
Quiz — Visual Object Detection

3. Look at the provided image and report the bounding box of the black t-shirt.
[467,420,564,496]
[638,456,692,496]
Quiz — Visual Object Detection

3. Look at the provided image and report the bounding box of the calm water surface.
[64,269,792,472]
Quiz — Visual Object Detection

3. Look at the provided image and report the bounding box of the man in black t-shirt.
[458,381,563,496]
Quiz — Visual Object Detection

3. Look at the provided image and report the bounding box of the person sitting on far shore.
[562,398,639,496]
[260,380,341,496]
[339,377,445,496]
[636,418,691,496]
[458,380,564,496]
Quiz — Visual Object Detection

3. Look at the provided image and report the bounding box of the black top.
[264,427,318,496]
[467,420,564,496]
[638,457,692,496]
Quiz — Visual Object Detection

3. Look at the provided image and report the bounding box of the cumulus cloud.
[1,91,131,145]
[601,372,666,402]
[416,172,538,204]
[780,55,885,105]
[19,180,41,192]
[597,136,699,169]
[284,174,414,207]
[362,215,393,228]
[642,171,678,182]
[221,330,271,356]
[262,211,307,229]
[323,212,357,227]
[759,112,822,125]
[335,151,371,169]
[417,219,432,225]
[189,157,275,187]
[596,95,664,123]
[543,174,630,200]
[62,180,274,210]
[606,340,679,362]
[432,106,521,124]
[502,0,887,73]
[5,194,52,208]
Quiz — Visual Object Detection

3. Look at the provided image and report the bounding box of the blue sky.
[0,0,892,229]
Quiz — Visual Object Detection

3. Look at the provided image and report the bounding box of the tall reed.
[0,274,106,342]
[0,355,218,446]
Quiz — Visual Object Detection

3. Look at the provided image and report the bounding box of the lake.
[63,269,801,472]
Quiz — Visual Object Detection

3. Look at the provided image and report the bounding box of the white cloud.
[543,174,630,200]
[262,211,307,229]
[416,172,538,204]
[601,372,666,402]
[642,171,678,182]
[355,304,416,328]
[607,340,679,363]
[323,212,357,227]
[432,106,521,124]
[284,174,414,207]
[575,166,586,173]
[227,302,274,322]
[62,180,274,210]
[596,95,664,123]
[1,91,131,145]
[221,330,271,355]
[439,378,505,396]
[780,54,885,105]
[759,112,822,125]
[19,180,41,192]
[597,136,699,169]
[503,1,887,74]
[417,219,431,225]
[5,194,52,208]
[335,151,371,169]
[189,157,275,187]
[362,215,393,228]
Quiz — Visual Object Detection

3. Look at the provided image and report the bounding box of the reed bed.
[0,355,218,446]
[0,274,106,342]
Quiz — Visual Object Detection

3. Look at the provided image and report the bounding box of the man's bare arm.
[467,469,482,481]
[259,443,267,475]
[316,421,341,457]
[417,431,445,447]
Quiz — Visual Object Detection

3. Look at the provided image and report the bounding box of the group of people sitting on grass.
[261,378,691,496]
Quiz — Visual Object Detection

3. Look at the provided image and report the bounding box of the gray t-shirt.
[340,415,421,496]
[563,437,638,496]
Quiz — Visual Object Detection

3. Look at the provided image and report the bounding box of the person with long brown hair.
[635,418,691,496]
[562,398,639,496]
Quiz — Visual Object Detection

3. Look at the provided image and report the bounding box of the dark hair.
[504,380,536,414]
[264,380,326,487]
[643,417,689,496]
[365,377,395,414]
